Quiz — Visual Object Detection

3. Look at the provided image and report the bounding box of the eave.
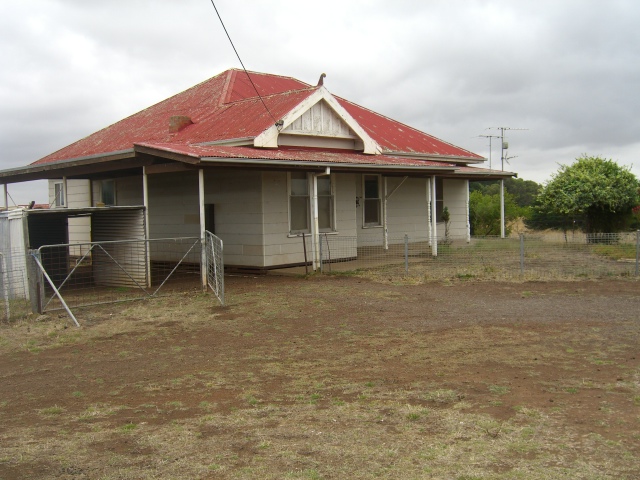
[0,149,139,184]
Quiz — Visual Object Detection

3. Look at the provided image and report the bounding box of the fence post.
[319,233,323,274]
[0,253,9,321]
[404,234,409,276]
[636,230,640,277]
[520,233,525,274]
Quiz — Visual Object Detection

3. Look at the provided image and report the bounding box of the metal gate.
[205,231,224,305]
[31,237,203,324]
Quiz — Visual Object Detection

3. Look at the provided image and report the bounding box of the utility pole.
[487,127,527,238]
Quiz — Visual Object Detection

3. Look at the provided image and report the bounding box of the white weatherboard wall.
[261,172,357,267]
[48,179,91,256]
[203,169,265,267]
[146,171,200,240]
[442,179,468,239]
[356,176,430,246]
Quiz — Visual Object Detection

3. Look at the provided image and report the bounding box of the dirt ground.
[0,275,639,479]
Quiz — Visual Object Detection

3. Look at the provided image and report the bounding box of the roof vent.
[169,115,193,133]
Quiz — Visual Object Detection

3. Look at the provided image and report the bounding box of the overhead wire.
[208,0,278,124]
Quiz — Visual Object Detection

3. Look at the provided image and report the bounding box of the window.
[101,180,116,206]
[435,177,444,222]
[288,173,335,234]
[289,172,310,234]
[53,182,65,207]
[363,174,381,226]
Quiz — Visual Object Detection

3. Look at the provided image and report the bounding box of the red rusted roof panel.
[336,97,484,159]
[136,142,458,168]
[31,68,484,166]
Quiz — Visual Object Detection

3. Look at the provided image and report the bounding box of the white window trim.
[362,174,382,228]
[287,172,338,236]
[288,172,311,235]
[53,181,65,207]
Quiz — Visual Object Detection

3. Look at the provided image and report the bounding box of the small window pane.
[290,196,309,232]
[364,199,380,225]
[290,172,308,195]
[318,196,333,231]
[317,176,331,195]
[364,175,379,199]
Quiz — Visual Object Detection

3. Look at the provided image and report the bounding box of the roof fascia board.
[0,149,136,183]
[254,87,381,155]
[200,156,456,172]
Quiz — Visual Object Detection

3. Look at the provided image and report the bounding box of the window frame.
[288,172,311,235]
[362,174,382,227]
[53,181,65,207]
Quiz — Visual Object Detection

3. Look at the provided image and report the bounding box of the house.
[0,68,513,271]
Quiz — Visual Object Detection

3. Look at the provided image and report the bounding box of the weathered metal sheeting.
[135,143,460,168]
[29,68,485,169]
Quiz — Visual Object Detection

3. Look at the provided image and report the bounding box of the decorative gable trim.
[254,87,381,155]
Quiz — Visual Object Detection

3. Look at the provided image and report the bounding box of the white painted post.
[311,174,319,270]
[142,167,151,288]
[199,169,207,291]
[500,179,505,239]
[383,177,388,250]
[311,168,331,271]
[431,176,438,256]
[426,178,431,245]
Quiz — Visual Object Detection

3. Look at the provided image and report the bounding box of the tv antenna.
[486,127,528,171]
[478,135,501,170]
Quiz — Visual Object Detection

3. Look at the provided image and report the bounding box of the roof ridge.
[219,69,236,106]
[220,85,318,107]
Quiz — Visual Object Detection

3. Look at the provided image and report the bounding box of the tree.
[469,178,541,208]
[534,155,639,233]
[469,190,521,236]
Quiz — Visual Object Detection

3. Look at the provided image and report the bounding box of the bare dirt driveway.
[0,275,639,479]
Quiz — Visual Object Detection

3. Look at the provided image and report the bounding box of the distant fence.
[308,231,640,280]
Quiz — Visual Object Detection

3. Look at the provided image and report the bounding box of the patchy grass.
[0,276,639,479]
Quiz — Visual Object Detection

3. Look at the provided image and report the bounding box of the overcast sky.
[1,0,639,204]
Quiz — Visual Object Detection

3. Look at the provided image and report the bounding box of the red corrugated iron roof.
[32,68,484,166]
[136,142,459,168]
[336,97,483,159]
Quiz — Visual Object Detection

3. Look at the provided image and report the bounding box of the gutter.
[383,151,486,164]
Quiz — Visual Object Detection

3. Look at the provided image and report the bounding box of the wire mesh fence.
[0,250,33,321]
[33,237,203,314]
[309,231,640,280]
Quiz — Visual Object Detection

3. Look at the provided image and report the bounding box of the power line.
[209,0,278,124]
